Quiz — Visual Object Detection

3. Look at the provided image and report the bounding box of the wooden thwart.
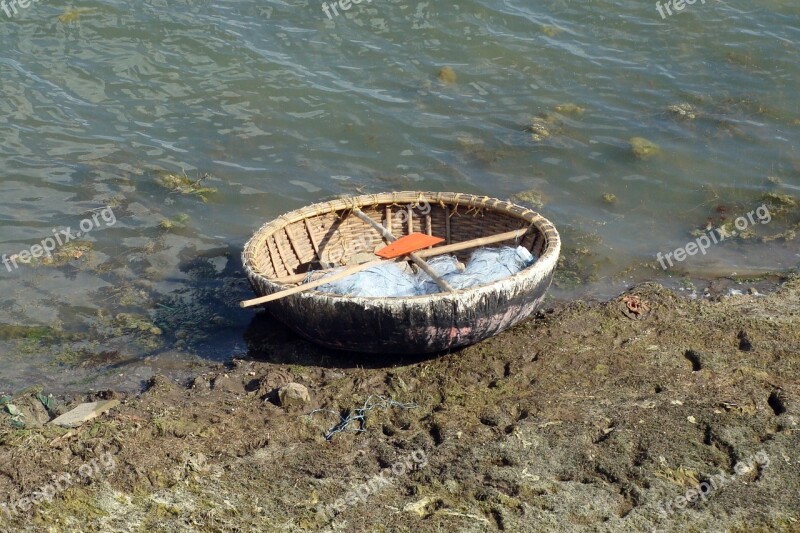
[240,227,529,308]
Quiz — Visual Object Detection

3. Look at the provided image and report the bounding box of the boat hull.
[242,191,561,354]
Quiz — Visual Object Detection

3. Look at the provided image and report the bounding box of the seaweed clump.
[155,171,217,203]
[437,67,457,85]
[630,137,661,159]
[511,190,546,208]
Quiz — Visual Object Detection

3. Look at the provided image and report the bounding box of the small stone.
[211,374,243,393]
[687,416,696,424]
[404,497,435,517]
[191,376,211,391]
[50,400,120,428]
[278,383,311,409]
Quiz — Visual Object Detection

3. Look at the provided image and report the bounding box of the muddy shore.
[1,275,799,532]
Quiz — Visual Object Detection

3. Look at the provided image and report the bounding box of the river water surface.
[0,0,798,392]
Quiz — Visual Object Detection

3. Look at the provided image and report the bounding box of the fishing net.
[441,246,536,290]
[315,262,419,297]
[312,246,537,297]
[416,255,464,294]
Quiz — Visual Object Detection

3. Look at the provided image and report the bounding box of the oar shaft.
[272,227,529,284]
[416,228,528,258]
[240,257,392,308]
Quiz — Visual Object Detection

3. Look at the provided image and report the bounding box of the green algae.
[113,313,163,336]
[155,170,217,202]
[51,241,94,266]
[666,103,697,119]
[528,114,561,142]
[541,25,562,37]
[159,213,190,231]
[0,324,58,341]
[554,228,603,288]
[511,190,546,208]
[554,103,585,115]
[437,67,457,84]
[761,192,797,216]
[629,137,661,159]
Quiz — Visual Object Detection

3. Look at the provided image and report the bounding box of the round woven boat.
[242,191,560,354]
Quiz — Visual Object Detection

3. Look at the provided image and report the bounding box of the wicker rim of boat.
[242,191,561,302]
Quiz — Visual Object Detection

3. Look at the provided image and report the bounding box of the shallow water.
[0,0,798,392]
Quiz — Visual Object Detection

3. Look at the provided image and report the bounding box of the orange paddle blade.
[376,233,445,259]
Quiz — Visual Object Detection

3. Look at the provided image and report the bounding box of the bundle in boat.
[314,245,538,297]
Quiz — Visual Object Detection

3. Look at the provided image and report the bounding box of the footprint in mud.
[429,424,444,446]
[768,390,787,416]
[684,350,703,372]
[738,330,753,351]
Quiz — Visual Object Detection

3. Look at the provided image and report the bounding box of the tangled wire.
[308,395,418,441]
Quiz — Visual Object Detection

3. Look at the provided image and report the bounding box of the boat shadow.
[243,312,450,369]
[166,245,451,370]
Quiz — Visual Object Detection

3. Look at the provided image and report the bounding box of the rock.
[211,374,243,393]
[191,375,211,391]
[145,374,179,395]
[50,400,120,428]
[278,383,311,409]
[258,369,294,396]
[404,497,437,517]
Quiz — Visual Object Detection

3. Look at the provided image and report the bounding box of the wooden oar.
[272,227,529,284]
[350,207,454,293]
[240,232,448,308]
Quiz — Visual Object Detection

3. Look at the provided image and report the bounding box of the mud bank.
[1,276,799,532]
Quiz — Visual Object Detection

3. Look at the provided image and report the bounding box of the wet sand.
[0,275,798,532]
